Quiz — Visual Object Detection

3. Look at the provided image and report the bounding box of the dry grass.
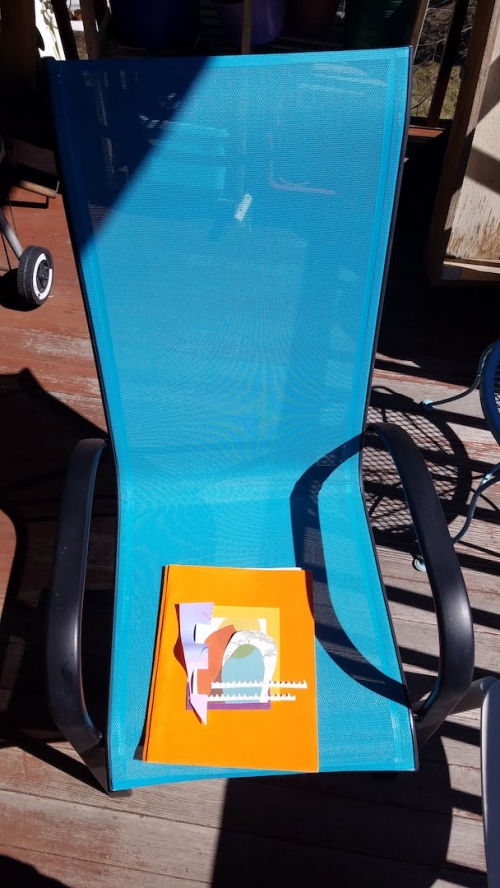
[412,61,463,118]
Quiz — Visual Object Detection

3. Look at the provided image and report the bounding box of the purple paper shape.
[178,602,214,724]
[207,701,271,711]
[186,690,271,712]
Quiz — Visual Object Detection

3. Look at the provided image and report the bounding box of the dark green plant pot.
[288,0,339,37]
[344,0,417,49]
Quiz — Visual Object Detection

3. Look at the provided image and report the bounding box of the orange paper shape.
[143,564,318,773]
[197,624,236,695]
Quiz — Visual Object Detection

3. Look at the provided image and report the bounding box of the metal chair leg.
[0,206,23,259]
[452,461,500,545]
[414,461,500,570]
[421,343,493,413]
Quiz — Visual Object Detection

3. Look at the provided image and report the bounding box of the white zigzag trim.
[210,680,307,689]
[208,693,297,702]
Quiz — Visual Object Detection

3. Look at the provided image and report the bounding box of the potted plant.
[344,0,417,49]
[110,0,198,50]
[214,0,285,47]
[288,0,340,37]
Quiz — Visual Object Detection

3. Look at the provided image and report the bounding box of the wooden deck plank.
[0,740,481,822]
[0,785,486,885]
[0,841,486,888]
[0,847,204,888]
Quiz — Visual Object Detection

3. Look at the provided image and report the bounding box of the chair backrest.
[48,49,413,788]
[49,50,410,529]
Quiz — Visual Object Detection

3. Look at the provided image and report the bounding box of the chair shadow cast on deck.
[366,386,500,579]
[212,759,485,887]
[0,855,69,887]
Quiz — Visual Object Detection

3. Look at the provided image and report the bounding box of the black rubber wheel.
[17,246,54,307]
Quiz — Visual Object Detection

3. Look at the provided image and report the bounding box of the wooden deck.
[0,141,499,886]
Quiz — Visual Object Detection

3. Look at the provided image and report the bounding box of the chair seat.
[109,457,415,789]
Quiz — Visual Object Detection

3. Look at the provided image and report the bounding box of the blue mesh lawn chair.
[45,49,476,794]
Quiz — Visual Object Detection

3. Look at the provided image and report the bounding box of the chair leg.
[453,676,496,714]
[454,676,500,887]
[421,343,493,413]
[452,461,500,545]
[413,461,500,570]
[481,679,500,888]
[0,206,23,259]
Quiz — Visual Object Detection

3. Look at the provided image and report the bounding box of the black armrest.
[46,438,107,757]
[369,422,474,746]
